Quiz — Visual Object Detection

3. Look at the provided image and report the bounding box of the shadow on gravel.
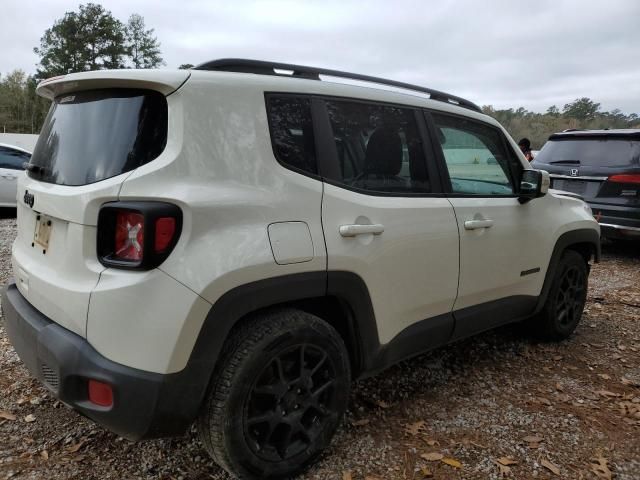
[350,323,529,410]
[601,238,639,260]
[0,207,16,219]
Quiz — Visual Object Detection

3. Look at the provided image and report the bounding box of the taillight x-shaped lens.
[114,211,144,261]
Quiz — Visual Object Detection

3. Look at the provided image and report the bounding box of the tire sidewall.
[220,317,350,479]
[547,252,588,338]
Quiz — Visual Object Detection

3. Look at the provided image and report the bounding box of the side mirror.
[519,169,550,204]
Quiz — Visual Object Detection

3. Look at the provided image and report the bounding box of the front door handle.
[339,224,385,237]
[464,219,494,230]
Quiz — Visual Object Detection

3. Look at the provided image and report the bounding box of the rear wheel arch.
[182,271,377,420]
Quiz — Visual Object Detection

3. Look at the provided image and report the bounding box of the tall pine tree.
[126,14,164,69]
[34,4,163,78]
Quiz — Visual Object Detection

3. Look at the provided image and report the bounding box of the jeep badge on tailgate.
[24,190,34,208]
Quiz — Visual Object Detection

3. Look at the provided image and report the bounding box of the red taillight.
[98,202,181,270]
[114,211,144,261]
[155,217,176,253]
[88,380,113,407]
[608,174,640,184]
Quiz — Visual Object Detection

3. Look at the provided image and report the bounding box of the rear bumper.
[588,201,640,238]
[1,280,202,440]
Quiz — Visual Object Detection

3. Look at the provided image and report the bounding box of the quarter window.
[432,113,518,195]
[325,100,431,194]
[266,96,317,175]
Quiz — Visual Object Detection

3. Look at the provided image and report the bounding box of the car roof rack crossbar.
[194,58,482,112]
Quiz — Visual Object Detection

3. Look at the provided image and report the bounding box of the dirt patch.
[0,218,638,479]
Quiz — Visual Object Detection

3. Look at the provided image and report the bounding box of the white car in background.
[0,143,30,207]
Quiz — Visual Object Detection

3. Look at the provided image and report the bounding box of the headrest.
[364,127,402,175]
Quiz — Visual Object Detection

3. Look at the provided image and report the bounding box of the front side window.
[325,100,431,194]
[432,113,518,195]
[0,147,30,170]
[266,96,317,175]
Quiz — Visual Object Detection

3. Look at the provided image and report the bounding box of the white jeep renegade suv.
[2,59,600,479]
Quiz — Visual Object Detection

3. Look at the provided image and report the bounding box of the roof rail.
[194,58,482,113]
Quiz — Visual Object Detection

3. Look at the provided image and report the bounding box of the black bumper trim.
[1,280,201,440]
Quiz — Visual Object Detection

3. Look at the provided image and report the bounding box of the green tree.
[34,3,160,78]
[563,97,600,120]
[0,70,50,133]
[546,105,560,117]
[126,14,164,69]
[178,63,194,69]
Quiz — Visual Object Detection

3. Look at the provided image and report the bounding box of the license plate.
[553,179,587,195]
[34,215,52,250]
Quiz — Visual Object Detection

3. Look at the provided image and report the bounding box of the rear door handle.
[464,219,494,230]
[339,224,385,237]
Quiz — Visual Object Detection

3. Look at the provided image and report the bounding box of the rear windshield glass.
[29,89,167,186]
[535,138,640,168]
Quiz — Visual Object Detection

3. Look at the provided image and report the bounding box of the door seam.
[447,197,462,308]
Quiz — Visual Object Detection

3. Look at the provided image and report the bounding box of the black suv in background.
[533,129,640,241]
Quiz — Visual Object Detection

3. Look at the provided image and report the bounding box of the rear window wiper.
[23,163,45,175]
[550,160,581,165]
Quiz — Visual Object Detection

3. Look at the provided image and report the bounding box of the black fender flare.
[151,272,329,437]
[534,228,601,314]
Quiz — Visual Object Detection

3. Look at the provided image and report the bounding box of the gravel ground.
[0,213,638,480]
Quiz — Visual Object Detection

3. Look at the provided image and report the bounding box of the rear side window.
[325,100,431,194]
[535,138,640,168]
[0,147,30,170]
[29,89,167,186]
[432,113,518,195]
[266,96,317,175]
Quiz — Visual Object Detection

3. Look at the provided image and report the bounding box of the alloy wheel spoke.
[253,383,284,398]
[311,378,334,398]
[277,424,295,459]
[299,345,306,378]
[246,343,336,461]
[310,352,328,376]
[274,357,287,384]
[247,412,275,425]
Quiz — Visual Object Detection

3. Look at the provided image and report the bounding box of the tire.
[198,308,351,479]
[531,250,589,340]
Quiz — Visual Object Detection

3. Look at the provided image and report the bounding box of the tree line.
[483,98,640,150]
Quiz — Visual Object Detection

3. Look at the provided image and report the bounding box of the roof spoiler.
[36,70,191,100]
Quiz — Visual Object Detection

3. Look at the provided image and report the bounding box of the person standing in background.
[518,138,534,162]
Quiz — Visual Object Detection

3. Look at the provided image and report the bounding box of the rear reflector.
[155,217,176,253]
[88,380,113,407]
[608,174,640,184]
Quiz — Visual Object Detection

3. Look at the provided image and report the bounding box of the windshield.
[534,138,640,168]
[28,89,167,186]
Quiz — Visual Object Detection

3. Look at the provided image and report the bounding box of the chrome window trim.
[549,174,608,181]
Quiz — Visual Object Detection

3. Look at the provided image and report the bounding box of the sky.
[2,0,639,114]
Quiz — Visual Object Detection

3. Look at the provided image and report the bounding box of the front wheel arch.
[534,228,599,316]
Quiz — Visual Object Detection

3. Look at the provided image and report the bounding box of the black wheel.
[532,250,588,340]
[198,308,350,479]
